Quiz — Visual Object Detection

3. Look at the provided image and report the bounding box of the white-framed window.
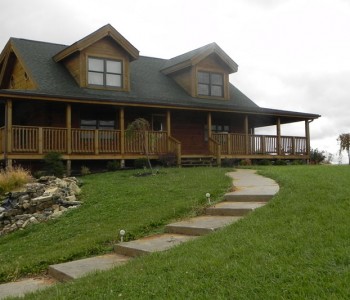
[88,57,122,88]
[197,71,224,97]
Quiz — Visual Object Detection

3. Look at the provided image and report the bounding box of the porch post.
[167,110,171,151]
[244,115,249,155]
[277,117,281,155]
[119,108,125,168]
[5,99,13,167]
[305,120,310,156]
[207,112,212,138]
[120,108,125,156]
[66,104,72,155]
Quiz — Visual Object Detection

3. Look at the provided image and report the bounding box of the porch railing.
[0,126,308,159]
[212,133,307,156]
[3,126,169,156]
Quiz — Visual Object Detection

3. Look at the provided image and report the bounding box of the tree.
[126,118,153,171]
[338,133,350,165]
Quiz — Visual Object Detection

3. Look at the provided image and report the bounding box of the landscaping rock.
[0,176,83,236]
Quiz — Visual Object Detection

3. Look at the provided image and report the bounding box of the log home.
[0,24,320,172]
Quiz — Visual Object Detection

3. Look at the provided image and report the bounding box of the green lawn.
[0,167,231,283]
[18,165,350,300]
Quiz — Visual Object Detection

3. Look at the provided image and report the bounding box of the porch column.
[207,112,212,138]
[5,99,13,167]
[244,115,249,155]
[276,117,281,155]
[166,110,171,151]
[66,104,72,155]
[119,108,125,155]
[305,120,310,156]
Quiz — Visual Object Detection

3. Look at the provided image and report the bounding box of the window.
[80,110,116,130]
[211,125,230,133]
[197,71,224,97]
[88,57,122,88]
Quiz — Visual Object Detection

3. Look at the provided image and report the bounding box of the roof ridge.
[10,37,68,47]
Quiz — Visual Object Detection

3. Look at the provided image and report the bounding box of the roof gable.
[0,39,37,89]
[162,43,238,75]
[53,24,139,62]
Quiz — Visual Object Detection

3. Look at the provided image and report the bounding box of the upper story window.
[88,57,122,88]
[197,71,224,97]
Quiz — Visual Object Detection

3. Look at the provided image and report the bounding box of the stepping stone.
[206,201,266,216]
[48,254,130,282]
[165,215,242,236]
[0,278,53,299]
[114,234,197,257]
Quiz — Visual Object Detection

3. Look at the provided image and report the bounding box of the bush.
[134,158,149,169]
[257,159,272,166]
[0,166,33,194]
[81,165,91,176]
[310,148,326,164]
[274,160,288,166]
[107,160,120,171]
[158,153,177,167]
[44,152,65,177]
[239,159,252,166]
[221,158,238,168]
[291,160,305,165]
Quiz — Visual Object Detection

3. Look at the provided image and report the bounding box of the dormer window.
[197,71,223,97]
[88,57,122,88]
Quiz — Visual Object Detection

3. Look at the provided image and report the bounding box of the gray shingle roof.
[1,38,319,120]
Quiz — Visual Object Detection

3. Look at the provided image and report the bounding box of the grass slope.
[21,165,350,300]
[0,168,231,283]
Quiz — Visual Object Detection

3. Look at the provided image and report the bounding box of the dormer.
[53,24,139,92]
[162,43,238,100]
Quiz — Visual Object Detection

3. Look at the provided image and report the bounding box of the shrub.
[274,160,288,166]
[257,159,272,166]
[81,166,91,176]
[158,152,177,167]
[134,158,149,169]
[221,158,238,168]
[44,152,65,177]
[239,159,252,166]
[310,148,326,164]
[107,160,120,171]
[291,159,305,165]
[0,166,33,193]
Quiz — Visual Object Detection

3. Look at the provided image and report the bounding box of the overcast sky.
[1,0,349,162]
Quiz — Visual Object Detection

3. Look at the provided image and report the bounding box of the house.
[0,24,320,172]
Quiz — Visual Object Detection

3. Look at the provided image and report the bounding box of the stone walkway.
[0,169,279,299]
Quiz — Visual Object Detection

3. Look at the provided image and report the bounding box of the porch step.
[48,254,131,282]
[114,234,197,257]
[165,215,242,236]
[206,201,266,216]
[181,157,216,167]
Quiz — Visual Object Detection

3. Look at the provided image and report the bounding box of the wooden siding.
[6,57,35,90]
[171,67,193,96]
[62,52,81,86]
